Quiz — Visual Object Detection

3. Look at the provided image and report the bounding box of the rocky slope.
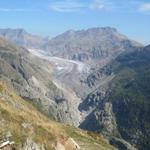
[44,27,141,66]
[79,45,150,150]
[0,37,83,127]
[0,28,48,49]
[0,81,116,150]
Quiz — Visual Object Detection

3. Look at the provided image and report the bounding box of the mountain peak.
[0,28,47,48]
[54,27,125,41]
[63,27,118,35]
[45,26,142,63]
[86,27,117,32]
[0,28,26,34]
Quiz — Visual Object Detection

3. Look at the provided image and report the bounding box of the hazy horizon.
[0,0,150,45]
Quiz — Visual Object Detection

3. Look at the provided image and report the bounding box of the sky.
[0,0,150,45]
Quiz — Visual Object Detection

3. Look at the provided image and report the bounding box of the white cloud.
[49,0,84,12]
[90,0,112,11]
[139,3,150,13]
[49,0,150,14]
[0,8,26,12]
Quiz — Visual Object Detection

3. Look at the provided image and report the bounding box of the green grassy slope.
[106,45,150,150]
[0,81,116,150]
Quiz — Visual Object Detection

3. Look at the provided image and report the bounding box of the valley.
[0,27,149,150]
[0,0,149,149]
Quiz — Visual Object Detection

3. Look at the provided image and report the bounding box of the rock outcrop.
[22,138,45,150]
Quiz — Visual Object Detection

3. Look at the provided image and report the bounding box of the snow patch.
[28,48,90,74]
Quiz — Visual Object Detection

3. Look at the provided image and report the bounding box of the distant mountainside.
[0,27,142,67]
[80,45,150,150]
[44,27,142,66]
[0,28,48,48]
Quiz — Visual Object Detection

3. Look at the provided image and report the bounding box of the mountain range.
[0,28,48,49]
[44,27,141,64]
[0,27,149,150]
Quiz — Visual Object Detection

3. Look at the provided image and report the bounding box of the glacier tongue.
[28,48,90,74]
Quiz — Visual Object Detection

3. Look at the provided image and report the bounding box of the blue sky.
[0,0,150,45]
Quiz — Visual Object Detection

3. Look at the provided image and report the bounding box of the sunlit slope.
[0,81,116,150]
